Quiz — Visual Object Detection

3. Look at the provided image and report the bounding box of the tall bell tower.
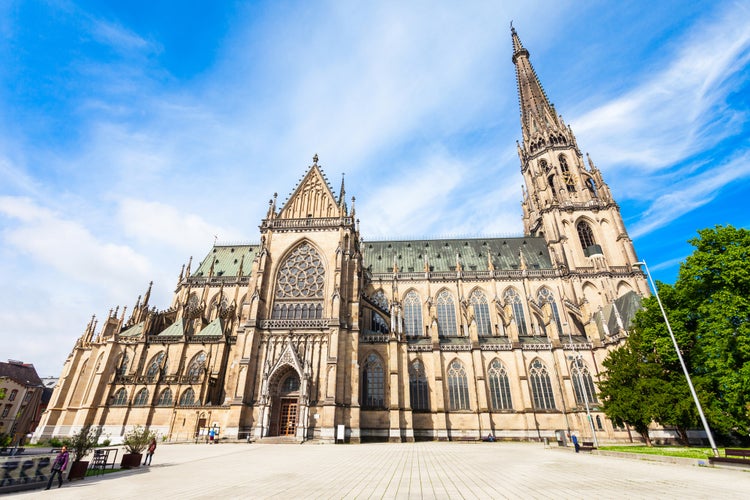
[512,27,639,273]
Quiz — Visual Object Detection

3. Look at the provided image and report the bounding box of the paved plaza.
[16,442,750,499]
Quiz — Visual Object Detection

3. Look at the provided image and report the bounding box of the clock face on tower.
[562,171,575,186]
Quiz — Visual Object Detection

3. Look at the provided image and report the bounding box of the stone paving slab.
[15,442,750,499]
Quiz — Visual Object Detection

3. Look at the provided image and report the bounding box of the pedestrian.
[571,433,580,453]
[45,445,69,490]
[143,438,157,465]
[209,427,216,444]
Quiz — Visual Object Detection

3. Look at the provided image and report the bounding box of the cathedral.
[34,28,648,445]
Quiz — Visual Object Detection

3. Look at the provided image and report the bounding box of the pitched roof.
[363,237,552,274]
[0,360,43,387]
[193,245,259,277]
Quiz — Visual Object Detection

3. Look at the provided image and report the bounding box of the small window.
[133,388,149,406]
[8,390,17,402]
[112,388,128,406]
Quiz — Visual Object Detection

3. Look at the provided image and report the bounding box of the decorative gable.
[278,157,339,219]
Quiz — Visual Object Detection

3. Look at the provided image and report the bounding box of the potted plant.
[63,424,102,480]
[121,425,155,469]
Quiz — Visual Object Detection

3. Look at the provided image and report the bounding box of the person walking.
[208,427,216,444]
[143,438,157,465]
[45,445,69,490]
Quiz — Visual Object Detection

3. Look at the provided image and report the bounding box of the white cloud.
[573,3,750,171]
[117,198,245,252]
[629,151,750,238]
[0,196,152,290]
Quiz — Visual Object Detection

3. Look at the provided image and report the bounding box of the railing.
[359,332,389,343]
[371,268,560,281]
[259,318,331,329]
[261,216,354,230]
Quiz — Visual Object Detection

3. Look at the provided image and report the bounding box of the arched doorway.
[271,370,300,436]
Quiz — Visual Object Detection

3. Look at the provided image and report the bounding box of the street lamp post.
[564,324,598,448]
[634,260,719,457]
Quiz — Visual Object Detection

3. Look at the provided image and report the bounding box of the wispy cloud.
[573,3,750,171]
[629,150,750,238]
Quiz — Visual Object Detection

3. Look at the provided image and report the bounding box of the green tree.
[600,225,750,444]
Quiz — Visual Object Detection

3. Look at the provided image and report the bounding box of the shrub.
[64,424,102,462]
[122,425,156,454]
[48,437,63,448]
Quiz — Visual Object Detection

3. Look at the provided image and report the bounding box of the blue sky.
[1,1,749,376]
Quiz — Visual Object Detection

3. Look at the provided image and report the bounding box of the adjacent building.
[0,360,45,447]
[34,28,647,444]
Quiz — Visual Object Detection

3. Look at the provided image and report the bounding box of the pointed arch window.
[537,288,563,337]
[577,221,603,257]
[586,178,598,198]
[571,358,598,405]
[281,373,300,394]
[186,352,206,382]
[447,360,470,410]
[372,290,388,311]
[133,388,149,406]
[529,359,556,410]
[403,291,423,337]
[362,353,385,409]
[112,388,128,406]
[272,242,325,319]
[157,388,173,406]
[470,290,492,336]
[146,352,166,380]
[409,360,429,411]
[179,388,196,407]
[117,353,129,378]
[437,290,458,337]
[504,288,529,336]
[488,359,512,410]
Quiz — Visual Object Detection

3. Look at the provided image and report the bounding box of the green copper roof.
[120,321,144,338]
[157,318,184,337]
[363,237,552,274]
[196,318,223,337]
[193,245,259,277]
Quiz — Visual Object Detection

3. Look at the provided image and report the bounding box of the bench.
[709,448,750,466]
[578,441,596,452]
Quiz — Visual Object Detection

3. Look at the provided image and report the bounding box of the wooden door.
[279,399,298,436]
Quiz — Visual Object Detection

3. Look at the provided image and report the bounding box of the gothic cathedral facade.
[35,29,648,444]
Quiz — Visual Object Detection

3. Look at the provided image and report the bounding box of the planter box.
[120,453,143,469]
[68,460,89,481]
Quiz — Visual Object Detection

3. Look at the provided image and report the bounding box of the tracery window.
[275,243,325,298]
[577,221,596,249]
[146,352,166,380]
[112,388,128,406]
[470,290,492,336]
[372,290,388,311]
[281,373,300,394]
[529,359,556,410]
[362,353,385,409]
[157,388,173,406]
[504,288,529,336]
[409,360,429,411]
[403,291,423,337]
[133,388,149,406]
[447,360,470,410]
[488,359,513,410]
[437,290,458,337]
[537,288,563,336]
[186,352,206,382]
[179,388,196,406]
[571,359,598,405]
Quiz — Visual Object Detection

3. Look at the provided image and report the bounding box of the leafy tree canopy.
[600,225,750,444]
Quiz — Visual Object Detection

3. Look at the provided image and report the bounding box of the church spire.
[511,26,567,153]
